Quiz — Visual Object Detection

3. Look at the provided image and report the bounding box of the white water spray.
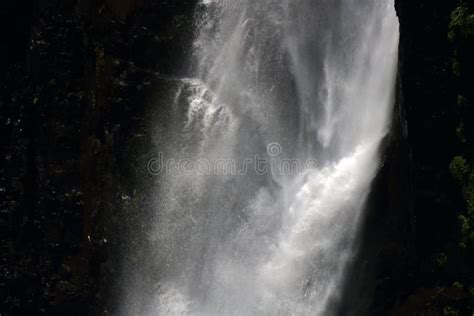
[125,0,399,315]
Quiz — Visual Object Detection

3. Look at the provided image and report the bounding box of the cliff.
[388,0,474,314]
[0,1,196,314]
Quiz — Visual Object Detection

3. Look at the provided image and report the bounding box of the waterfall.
[125,0,399,315]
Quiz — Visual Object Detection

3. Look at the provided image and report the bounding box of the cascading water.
[125,0,399,315]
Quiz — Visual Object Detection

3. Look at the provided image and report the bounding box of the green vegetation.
[448,3,474,42]
[448,0,474,247]
[449,156,470,184]
[443,1,474,313]
[443,306,459,316]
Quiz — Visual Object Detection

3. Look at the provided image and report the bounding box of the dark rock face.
[382,0,474,314]
[0,1,196,315]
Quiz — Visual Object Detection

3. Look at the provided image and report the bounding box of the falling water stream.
[126,0,399,315]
